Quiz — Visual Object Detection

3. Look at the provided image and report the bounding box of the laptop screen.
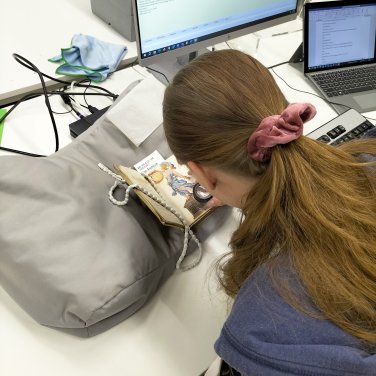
[304,1,376,73]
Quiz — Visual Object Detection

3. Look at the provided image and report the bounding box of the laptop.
[304,0,376,114]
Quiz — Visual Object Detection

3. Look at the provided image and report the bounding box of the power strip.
[69,106,110,138]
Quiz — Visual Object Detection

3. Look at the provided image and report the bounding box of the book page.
[133,150,165,174]
[145,155,210,225]
[116,154,212,228]
[116,165,186,228]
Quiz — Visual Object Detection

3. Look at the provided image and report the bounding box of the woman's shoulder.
[363,127,376,139]
[359,127,376,162]
[214,264,376,375]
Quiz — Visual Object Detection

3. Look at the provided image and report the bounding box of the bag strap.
[98,163,202,271]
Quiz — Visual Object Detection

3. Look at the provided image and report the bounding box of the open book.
[114,151,213,229]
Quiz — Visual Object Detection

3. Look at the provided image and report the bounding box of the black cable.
[12,53,59,152]
[72,78,103,112]
[0,53,119,157]
[0,92,49,156]
[0,90,115,124]
[0,92,51,156]
[225,41,232,49]
[68,104,86,120]
[13,54,118,99]
[146,66,170,84]
[267,60,290,69]
[52,109,72,115]
[60,94,90,121]
[81,78,91,108]
[270,67,353,111]
[67,95,88,113]
[53,91,115,97]
[0,92,43,123]
[271,65,376,124]
[52,106,73,115]
[0,145,45,157]
[130,61,168,83]
[61,88,99,114]
[51,90,73,115]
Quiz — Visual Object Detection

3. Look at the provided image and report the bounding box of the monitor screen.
[132,0,299,67]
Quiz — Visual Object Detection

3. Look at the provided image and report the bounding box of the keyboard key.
[317,135,331,143]
[348,86,373,93]
[327,130,339,139]
[333,126,346,135]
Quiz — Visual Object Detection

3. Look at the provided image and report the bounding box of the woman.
[163,50,376,375]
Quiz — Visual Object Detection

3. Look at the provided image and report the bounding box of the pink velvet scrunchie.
[247,103,317,162]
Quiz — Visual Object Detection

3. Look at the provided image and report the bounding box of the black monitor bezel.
[132,0,299,67]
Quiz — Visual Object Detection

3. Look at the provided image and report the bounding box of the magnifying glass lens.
[193,183,213,203]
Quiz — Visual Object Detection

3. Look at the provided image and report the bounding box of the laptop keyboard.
[307,109,375,145]
[311,65,376,97]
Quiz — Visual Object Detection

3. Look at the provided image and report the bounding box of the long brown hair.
[163,49,376,346]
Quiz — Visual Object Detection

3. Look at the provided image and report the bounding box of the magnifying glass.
[193,183,213,203]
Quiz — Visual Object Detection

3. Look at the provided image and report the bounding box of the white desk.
[0,65,148,156]
[1,7,376,376]
[0,0,138,107]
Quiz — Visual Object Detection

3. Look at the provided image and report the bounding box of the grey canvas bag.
[0,88,202,337]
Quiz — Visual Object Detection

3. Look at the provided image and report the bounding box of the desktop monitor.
[132,0,299,71]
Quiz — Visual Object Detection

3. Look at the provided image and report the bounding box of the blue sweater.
[214,265,376,375]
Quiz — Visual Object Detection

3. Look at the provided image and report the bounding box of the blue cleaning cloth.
[49,34,127,81]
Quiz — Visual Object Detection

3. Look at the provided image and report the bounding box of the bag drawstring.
[98,163,202,271]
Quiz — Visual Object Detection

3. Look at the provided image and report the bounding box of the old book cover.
[115,153,212,228]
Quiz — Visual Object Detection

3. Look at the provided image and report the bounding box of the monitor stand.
[146,48,211,85]
[289,42,304,64]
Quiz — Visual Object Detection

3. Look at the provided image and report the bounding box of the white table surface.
[0,0,137,102]
[0,65,149,156]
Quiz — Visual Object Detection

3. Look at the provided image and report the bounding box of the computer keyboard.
[307,109,375,145]
[311,65,376,97]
